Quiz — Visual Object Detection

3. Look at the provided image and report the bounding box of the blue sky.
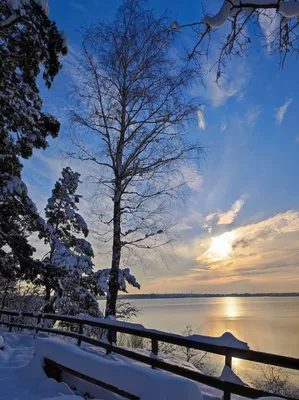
[23,0,299,293]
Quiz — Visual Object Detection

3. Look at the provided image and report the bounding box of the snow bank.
[0,336,4,348]
[187,332,249,350]
[34,336,203,400]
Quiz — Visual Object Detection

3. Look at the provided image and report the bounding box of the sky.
[23,0,299,294]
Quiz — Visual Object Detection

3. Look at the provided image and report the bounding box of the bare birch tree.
[65,0,204,317]
[169,1,299,80]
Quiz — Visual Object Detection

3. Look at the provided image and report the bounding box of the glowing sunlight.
[206,232,236,260]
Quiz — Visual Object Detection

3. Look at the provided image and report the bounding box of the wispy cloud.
[69,1,88,13]
[205,67,247,107]
[258,9,280,52]
[275,99,293,124]
[205,194,248,226]
[220,122,227,132]
[295,134,299,143]
[197,109,206,130]
[246,106,261,126]
[191,43,250,108]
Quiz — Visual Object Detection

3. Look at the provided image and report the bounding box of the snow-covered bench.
[34,336,203,400]
[44,357,140,400]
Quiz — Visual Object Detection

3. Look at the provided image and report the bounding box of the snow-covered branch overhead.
[169,0,299,79]
[201,0,299,29]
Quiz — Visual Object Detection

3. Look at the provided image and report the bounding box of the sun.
[207,232,236,259]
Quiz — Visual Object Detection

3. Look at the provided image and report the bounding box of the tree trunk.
[105,195,122,318]
[45,283,51,302]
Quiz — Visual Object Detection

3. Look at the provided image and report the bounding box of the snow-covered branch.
[170,0,299,76]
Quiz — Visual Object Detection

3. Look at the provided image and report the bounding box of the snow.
[0,336,4,348]
[202,1,232,28]
[42,397,83,400]
[218,365,248,386]
[187,332,249,350]
[201,1,299,31]
[34,335,203,400]
[7,0,49,14]
[279,2,299,18]
[95,268,140,294]
[0,331,83,400]
[168,21,181,31]
[0,329,283,400]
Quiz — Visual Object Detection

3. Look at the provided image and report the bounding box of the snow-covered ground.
[0,327,222,400]
[0,330,82,400]
[0,328,282,400]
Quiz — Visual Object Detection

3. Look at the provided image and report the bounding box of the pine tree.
[0,0,67,281]
[39,167,101,317]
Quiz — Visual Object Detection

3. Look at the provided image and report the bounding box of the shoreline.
[98,292,299,300]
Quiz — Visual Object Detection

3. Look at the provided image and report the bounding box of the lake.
[121,296,299,383]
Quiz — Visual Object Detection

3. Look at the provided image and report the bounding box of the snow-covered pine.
[0,0,67,281]
[39,167,101,319]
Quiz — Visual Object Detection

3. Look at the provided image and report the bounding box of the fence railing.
[0,309,299,400]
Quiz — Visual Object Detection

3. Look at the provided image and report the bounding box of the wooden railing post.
[77,322,84,346]
[36,314,42,333]
[225,354,232,369]
[8,315,12,332]
[151,338,158,369]
[223,388,231,400]
[223,353,232,400]
[106,328,113,355]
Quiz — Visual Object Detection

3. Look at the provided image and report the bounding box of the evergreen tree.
[39,167,100,317]
[0,0,67,281]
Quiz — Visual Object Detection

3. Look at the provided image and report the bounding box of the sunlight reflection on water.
[98,296,299,385]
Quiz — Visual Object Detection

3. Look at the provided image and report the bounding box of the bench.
[44,357,140,400]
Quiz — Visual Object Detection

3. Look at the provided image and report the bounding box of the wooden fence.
[0,309,299,400]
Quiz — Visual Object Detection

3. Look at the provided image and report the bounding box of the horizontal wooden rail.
[1,309,299,400]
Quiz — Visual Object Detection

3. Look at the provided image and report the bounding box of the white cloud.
[191,43,250,108]
[205,69,247,107]
[197,109,206,130]
[275,99,293,124]
[205,194,248,227]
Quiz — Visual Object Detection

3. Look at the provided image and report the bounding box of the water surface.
[124,296,299,382]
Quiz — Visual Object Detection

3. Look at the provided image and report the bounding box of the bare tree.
[66,0,204,318]
[251,365,299,399]
[168,1,299,80]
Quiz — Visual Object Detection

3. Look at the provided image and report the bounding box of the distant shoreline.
[98,292,299,300]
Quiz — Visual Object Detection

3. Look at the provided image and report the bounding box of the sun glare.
[208,232,236,259]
